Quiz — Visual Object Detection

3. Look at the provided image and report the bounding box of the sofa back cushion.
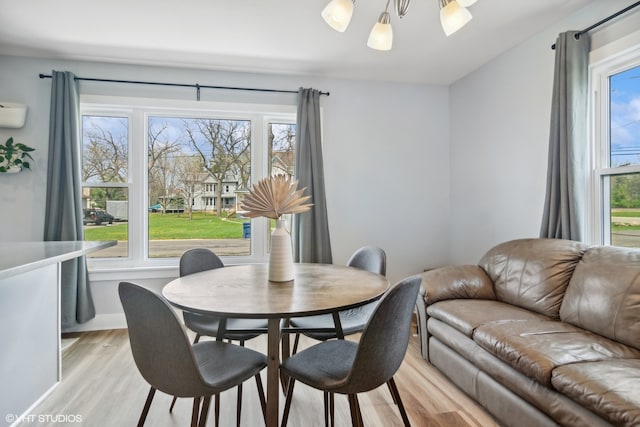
[560,246,640,350]
[479,238,588,318]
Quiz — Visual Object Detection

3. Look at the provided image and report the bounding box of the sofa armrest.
[416,265,495,361]
[420,265,495,305]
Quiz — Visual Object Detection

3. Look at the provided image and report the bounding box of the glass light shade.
[321,0,354,32]
[367,23,393,50]
[457,0,477,7]
[440,0,472,36]
[367,12,393,51]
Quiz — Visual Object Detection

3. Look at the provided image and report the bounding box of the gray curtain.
[292,88,332,263]
[540,31,591,240]
[43,70,94,330]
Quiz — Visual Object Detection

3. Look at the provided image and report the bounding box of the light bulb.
[321,0,354,32]
[367,12,393,51]
[440,0,472,36]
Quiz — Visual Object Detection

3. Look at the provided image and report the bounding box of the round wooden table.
[162,263,390,427]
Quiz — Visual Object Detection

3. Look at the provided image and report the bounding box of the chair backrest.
[118,281,209,397]
[345,275,422,393]
[347,246,386,276]
[180,248,224,277]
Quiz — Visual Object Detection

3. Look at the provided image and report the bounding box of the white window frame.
[80,95,296,275]
[588,43,640,245]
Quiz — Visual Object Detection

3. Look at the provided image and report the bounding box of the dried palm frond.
[240,175,313,219]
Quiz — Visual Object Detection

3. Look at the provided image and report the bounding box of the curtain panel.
[292,88,332,263]
[540,31,591,241]
[43,70,95,330]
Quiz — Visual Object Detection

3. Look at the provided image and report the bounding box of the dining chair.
[280,275,421,427]
[180,248,269,343]
[288,246,386,354]
[118,281,267,427]
[174,248,269,426]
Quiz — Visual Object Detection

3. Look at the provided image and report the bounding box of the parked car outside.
[148,203,162,212]
[83,208,114,225]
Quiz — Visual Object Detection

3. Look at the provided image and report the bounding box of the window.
[82,115,130,258]
[81,96,296,267]
[590,50,640,248]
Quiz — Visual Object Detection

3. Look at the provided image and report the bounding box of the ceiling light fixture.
[321,0,477,50]
[367,1,393,51]
[439,0,472,37]
[321,0,355,32]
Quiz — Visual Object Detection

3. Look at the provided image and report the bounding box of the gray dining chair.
[280,275,421,427]
[173,248,269,425]
[288,246,386,353]
[118,281,267,427]
[179,248,269,343]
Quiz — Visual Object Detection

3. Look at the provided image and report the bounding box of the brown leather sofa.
[416,238,640,427]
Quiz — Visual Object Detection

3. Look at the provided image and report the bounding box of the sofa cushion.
[427,299,549,337]
[560,245,640,351]
[473,319,640,387]
[552,359,640,427]
[478,238,587,319]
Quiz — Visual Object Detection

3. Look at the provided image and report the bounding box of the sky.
[610,64,640,167]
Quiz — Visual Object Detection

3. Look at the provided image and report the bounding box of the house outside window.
[81,96,296,268]
[589,46,640,248]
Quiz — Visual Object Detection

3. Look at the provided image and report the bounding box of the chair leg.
[137,387,156,427]
[191,397,201,427]
[235,340,245,426]
[193,333,201,344]
[347,394,364,427]
[236,382,243,427]
[387,378,411,427]
[322,391,336,427]
[255,373,267,422]
[292,333,300,355]
[280,378,296,427]
[329,392,335,427]
[198,396,212,427]
[386,382,398,405]
[323,391,329,427]
[214,394,220,427]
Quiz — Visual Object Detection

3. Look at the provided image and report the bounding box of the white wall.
[0,56,449,329]
[448,0,640,264]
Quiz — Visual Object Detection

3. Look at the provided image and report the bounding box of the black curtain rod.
[38,73,329,99]
[551,0,640,49]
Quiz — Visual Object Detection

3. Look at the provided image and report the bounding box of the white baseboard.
[63,313,127,333]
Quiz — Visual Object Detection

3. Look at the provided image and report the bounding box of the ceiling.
[0,0,598,85]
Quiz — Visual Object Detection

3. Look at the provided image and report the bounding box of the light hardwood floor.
[21,329,501,427]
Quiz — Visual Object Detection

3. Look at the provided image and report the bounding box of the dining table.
[162,262,390,427]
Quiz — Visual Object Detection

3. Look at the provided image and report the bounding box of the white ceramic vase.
[269,219,294,282]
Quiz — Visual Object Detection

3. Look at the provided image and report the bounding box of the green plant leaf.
[16,143,35,152]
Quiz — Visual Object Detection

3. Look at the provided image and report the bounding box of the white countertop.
[0,241,116,279]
